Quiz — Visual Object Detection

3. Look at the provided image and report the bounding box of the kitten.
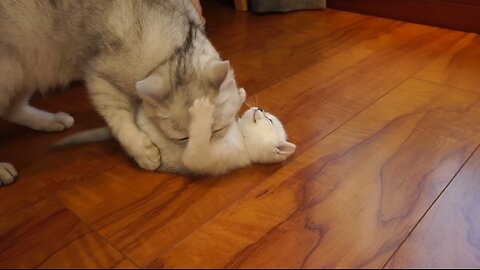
[0,0,243,185]
[54,89,296,175]
[182,97,296,175]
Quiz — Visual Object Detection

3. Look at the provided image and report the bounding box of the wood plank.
[55,22,464,267]
[0,123,127,212]
[1,4,477,268]
[113,258,138,269]
[0,93,132,268]
[56,161,281,267]
[204,3,403,94]
[0,197,127,268]
[243,23,464,157]
[415,33,480,93]
[154,79,480,268]
[385,148,480,268]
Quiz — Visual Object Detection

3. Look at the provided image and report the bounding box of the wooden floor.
[1,1,480,268]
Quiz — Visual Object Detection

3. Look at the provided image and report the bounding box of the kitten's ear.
[275,141,296,157]
[206,59,229,90]
[136,72,170,107]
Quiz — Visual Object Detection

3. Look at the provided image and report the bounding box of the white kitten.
[182,96,296,175]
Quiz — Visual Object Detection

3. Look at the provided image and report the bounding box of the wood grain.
[205,2,403,94]
[415,33,480,93]
[1,1,480,268]
[385,148,480,268]
[112,259,138,269]
[53,15,466,268]
[56,160,282,267]
[155,79,480,268]
[0,198,127,268]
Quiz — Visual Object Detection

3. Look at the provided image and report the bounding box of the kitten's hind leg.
[4,96,74,132]
[0,162,17,186]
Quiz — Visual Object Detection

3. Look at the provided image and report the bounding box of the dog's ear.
[206,59,230,90]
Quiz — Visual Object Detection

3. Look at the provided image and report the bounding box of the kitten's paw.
[0,162,17,186]
[131,133,161,171]
[189,97,215,119]
[40,112,75,132]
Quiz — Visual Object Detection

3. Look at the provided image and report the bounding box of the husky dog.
[0,0,243,185]
[55,90,296,175]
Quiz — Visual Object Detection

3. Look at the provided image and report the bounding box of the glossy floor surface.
[1,1,480,268]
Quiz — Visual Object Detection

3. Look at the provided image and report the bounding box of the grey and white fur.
[0,0,243,185]
[54,89,296,175]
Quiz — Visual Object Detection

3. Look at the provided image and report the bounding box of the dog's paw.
[38,112,75,132]
[0,162,17,186]
[130,133,161,171]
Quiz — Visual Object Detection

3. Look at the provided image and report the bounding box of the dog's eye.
[178,137,189,141]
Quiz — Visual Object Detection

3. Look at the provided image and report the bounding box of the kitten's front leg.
[182,98,215,170]
[188,97,215,142]
[87,75,161,170]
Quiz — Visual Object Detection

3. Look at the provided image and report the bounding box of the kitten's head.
[238,107,296,163]
[135,58,245,141]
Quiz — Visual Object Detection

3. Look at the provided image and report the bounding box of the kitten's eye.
[178,137,189,141]
[263,113,275,126]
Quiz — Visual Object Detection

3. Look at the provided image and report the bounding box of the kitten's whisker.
[249,96,256,109]
[245,97,252,108]
[246,97,254,109]
[254,95,260,110]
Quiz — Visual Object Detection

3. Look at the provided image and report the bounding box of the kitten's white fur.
[182,97,296,175]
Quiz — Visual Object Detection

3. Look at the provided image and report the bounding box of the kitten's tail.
[52,127,113,148]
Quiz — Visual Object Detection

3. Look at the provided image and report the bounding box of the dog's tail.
[52,127,113,148]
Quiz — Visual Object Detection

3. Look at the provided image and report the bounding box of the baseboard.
[328,0,480,33]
